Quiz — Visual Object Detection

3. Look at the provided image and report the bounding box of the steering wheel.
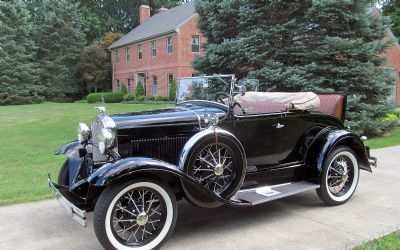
[215,93,230,105]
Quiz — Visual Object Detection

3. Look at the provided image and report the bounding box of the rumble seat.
[317,94,345,120]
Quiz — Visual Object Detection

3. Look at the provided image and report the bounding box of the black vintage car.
[48,74,377,250]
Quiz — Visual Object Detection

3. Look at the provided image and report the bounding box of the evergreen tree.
[194,0,396,136]
[0,0,43,105]
[34,0,86,101]
[135,82,145,97]
[169,80,177,101]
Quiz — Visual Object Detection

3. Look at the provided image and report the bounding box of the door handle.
[273,123,285,129]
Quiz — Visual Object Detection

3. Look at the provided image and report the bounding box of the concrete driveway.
[0,146,399,250]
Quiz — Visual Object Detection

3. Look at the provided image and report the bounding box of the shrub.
[120,84,128,94]
[87,92,124,103]
[135,95,146,102]
[154,95,169,101]
[145,96,155,101]
[135,82,145,97]
[123,94,135,101]
[169,80,177,101]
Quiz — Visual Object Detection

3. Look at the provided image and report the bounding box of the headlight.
[98,128,115,154]
[77,122,91,143]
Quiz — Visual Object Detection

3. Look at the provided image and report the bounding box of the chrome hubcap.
[327,155,354,195]
[193,143,235,193]
[136,212,148,226]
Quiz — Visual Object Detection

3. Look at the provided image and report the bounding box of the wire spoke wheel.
[110,187,167,247]
[327,155,354,197]
[193,143,235,194]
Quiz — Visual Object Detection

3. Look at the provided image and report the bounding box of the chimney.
[159,7,168,13]
[139,5,151,24]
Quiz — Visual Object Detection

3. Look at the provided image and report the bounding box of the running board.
[232,181,320,205]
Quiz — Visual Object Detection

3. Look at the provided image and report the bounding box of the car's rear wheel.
[317,146,359,206]
[94,179,177,250]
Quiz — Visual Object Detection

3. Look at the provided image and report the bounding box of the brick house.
[110,3,400,106]
[370,7,400,107]
[109,2,203,96]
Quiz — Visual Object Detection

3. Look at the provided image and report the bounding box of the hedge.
[87,92,124,103]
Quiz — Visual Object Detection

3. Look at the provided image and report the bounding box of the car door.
[233,112,287,168]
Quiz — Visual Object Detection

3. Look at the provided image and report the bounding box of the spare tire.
[183,134,245,202]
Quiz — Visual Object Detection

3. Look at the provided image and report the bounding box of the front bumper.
[47,174,87,227]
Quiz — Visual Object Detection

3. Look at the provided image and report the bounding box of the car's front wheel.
[94,178,178,250]
[317,146,360,206]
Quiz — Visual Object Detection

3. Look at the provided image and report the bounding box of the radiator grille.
[130,136,189,164]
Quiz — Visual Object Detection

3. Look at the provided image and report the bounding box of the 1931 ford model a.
[48,74,377,250]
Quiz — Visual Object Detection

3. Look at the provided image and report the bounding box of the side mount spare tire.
[179,128,246,208]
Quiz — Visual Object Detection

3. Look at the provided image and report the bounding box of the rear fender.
[307,129,371,177]
[87,157,250,208]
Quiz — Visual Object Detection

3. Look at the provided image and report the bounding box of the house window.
[192,36,200,53]
[152,75,158,95]
[167,37,173,54]
[151,41,157,57]
[116,79,120,91]
[115,49,119,63]
[126,47,130,62]
[127,79,131,93]
[138,45,143,59]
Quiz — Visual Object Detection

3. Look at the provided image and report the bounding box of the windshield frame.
[176,74,236,108]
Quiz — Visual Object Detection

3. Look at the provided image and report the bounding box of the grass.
[0,102,170,206]
[355,231,400,250]
[365,127,400,149]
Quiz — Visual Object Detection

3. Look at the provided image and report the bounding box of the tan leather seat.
[317,94,344,120]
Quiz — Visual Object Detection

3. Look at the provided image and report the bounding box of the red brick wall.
[383,40,400,107]
[111,14,206,96]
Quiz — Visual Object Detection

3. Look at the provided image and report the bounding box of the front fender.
[55,141,84,187]
[308,129,372,176]
[87,157,250,207]
[55,141,81,156]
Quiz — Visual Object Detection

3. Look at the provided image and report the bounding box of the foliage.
[0,102,172,205]
[194,0,396,136]
[154,95,170,101]
[77,32,122,95]
[135,82,145,97]
[87,92,124,103]
[169,80,177,101]
[383,0,400,38]
[79,0,181,34]
[33,0,86,102]
[0,0,44,105]
[120,84,128,94]
[123,94,135,101]
[136,96,147,102]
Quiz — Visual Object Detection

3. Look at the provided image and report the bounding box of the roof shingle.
[109,2,196,50]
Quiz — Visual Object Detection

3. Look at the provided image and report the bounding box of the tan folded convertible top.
[235,91,320,111]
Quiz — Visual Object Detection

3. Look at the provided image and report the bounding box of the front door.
[234,112,287,168]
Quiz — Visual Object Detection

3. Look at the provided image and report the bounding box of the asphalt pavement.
[0,146,399,250]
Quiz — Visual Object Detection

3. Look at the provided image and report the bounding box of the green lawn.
[0,102,170,206]
[355,231,400,250]
[365,127,400,149]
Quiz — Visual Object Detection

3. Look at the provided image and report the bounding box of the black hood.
[110,102,228,129]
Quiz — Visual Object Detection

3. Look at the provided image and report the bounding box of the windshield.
[177,76,232,103]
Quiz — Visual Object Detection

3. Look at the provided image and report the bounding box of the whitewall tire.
[94,179,178,250]
[317,146,360,206]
